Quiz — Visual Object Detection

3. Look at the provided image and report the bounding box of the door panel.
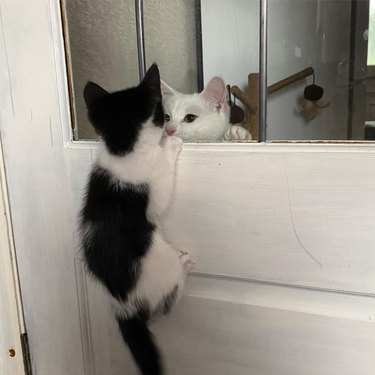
[1,1,375,375]
[84,146,375,295]
[78,270,375,375]
[163,147,375,294]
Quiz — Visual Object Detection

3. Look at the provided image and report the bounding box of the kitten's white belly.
[147,167,175,220]
[112,230,184,318]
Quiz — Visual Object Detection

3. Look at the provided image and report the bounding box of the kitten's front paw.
[164,136,183,154]
[179,251,195,273]
[223,125,252,141]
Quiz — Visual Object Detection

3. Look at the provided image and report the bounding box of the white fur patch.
[96,121,190,319]
[223,125,252,141]
[97,121,181,221]
[163,93,231,142]
[97,121,163,184]
[112,230,187,319]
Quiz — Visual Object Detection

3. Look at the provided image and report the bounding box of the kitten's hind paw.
[179,252,196,273]
[179,251,188,258]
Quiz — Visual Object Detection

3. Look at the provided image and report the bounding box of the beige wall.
[65,0,197,139]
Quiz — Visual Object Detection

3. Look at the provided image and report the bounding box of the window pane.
[143,0,199,94]
[63,0,201,140]
[267,0,370,141]
[63,1,139,140]
[62,0,259,142]
[201,0,259,139]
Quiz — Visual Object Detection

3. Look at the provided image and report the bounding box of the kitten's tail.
[117,316,163,375]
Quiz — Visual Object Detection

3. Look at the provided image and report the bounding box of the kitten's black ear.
[141,63,161,100]
[83,82,109,108]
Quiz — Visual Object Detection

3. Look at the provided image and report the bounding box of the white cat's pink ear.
[161,80,178,98]
[200,77,228,111]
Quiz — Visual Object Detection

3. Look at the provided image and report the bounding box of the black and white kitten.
[80,64,195,375]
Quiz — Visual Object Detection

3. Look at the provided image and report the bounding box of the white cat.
[161,77,252,142]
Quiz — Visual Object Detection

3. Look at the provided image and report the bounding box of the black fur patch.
[83,63,164,156]
[117,316,163,375]
[80,166,155,301]
[152,101,164,128]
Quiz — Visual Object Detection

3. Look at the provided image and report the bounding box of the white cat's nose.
[166,127,176,136]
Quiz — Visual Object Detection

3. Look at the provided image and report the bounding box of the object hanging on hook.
[303,71,324,101]
[299,70,330,122]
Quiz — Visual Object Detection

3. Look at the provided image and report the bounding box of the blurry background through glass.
[63,0,200,139]
[62,0,375,142]
[267,0,371,141]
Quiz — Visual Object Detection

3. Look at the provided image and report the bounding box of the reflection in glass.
[267,0,371,141]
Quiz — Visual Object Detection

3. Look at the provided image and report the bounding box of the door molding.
[0,139,26,375]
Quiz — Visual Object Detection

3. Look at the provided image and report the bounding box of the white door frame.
[0,139,26,375]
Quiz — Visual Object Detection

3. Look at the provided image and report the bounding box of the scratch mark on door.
[284,157,323,269]
[49,115,54,147]
[0,4,15,118]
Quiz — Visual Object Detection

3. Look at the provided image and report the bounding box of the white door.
[1,1,375,375]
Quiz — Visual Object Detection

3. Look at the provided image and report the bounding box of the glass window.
[267,0,370,141]
[62,0,374,143]
[61,0,259,143]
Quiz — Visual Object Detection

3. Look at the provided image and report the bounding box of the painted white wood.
[163,145,375,294]
[156,278,375,375]
[0,1,85,374]
[77,142,375,295]
[0,141,25,374]
[75,269,375,375]
[1,0,375,375]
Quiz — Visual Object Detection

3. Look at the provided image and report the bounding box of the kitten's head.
[83,64,164,155]
[161,77,230,142]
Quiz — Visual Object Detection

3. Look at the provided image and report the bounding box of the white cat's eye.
[164,114,171,122]
[184,114,198,123]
